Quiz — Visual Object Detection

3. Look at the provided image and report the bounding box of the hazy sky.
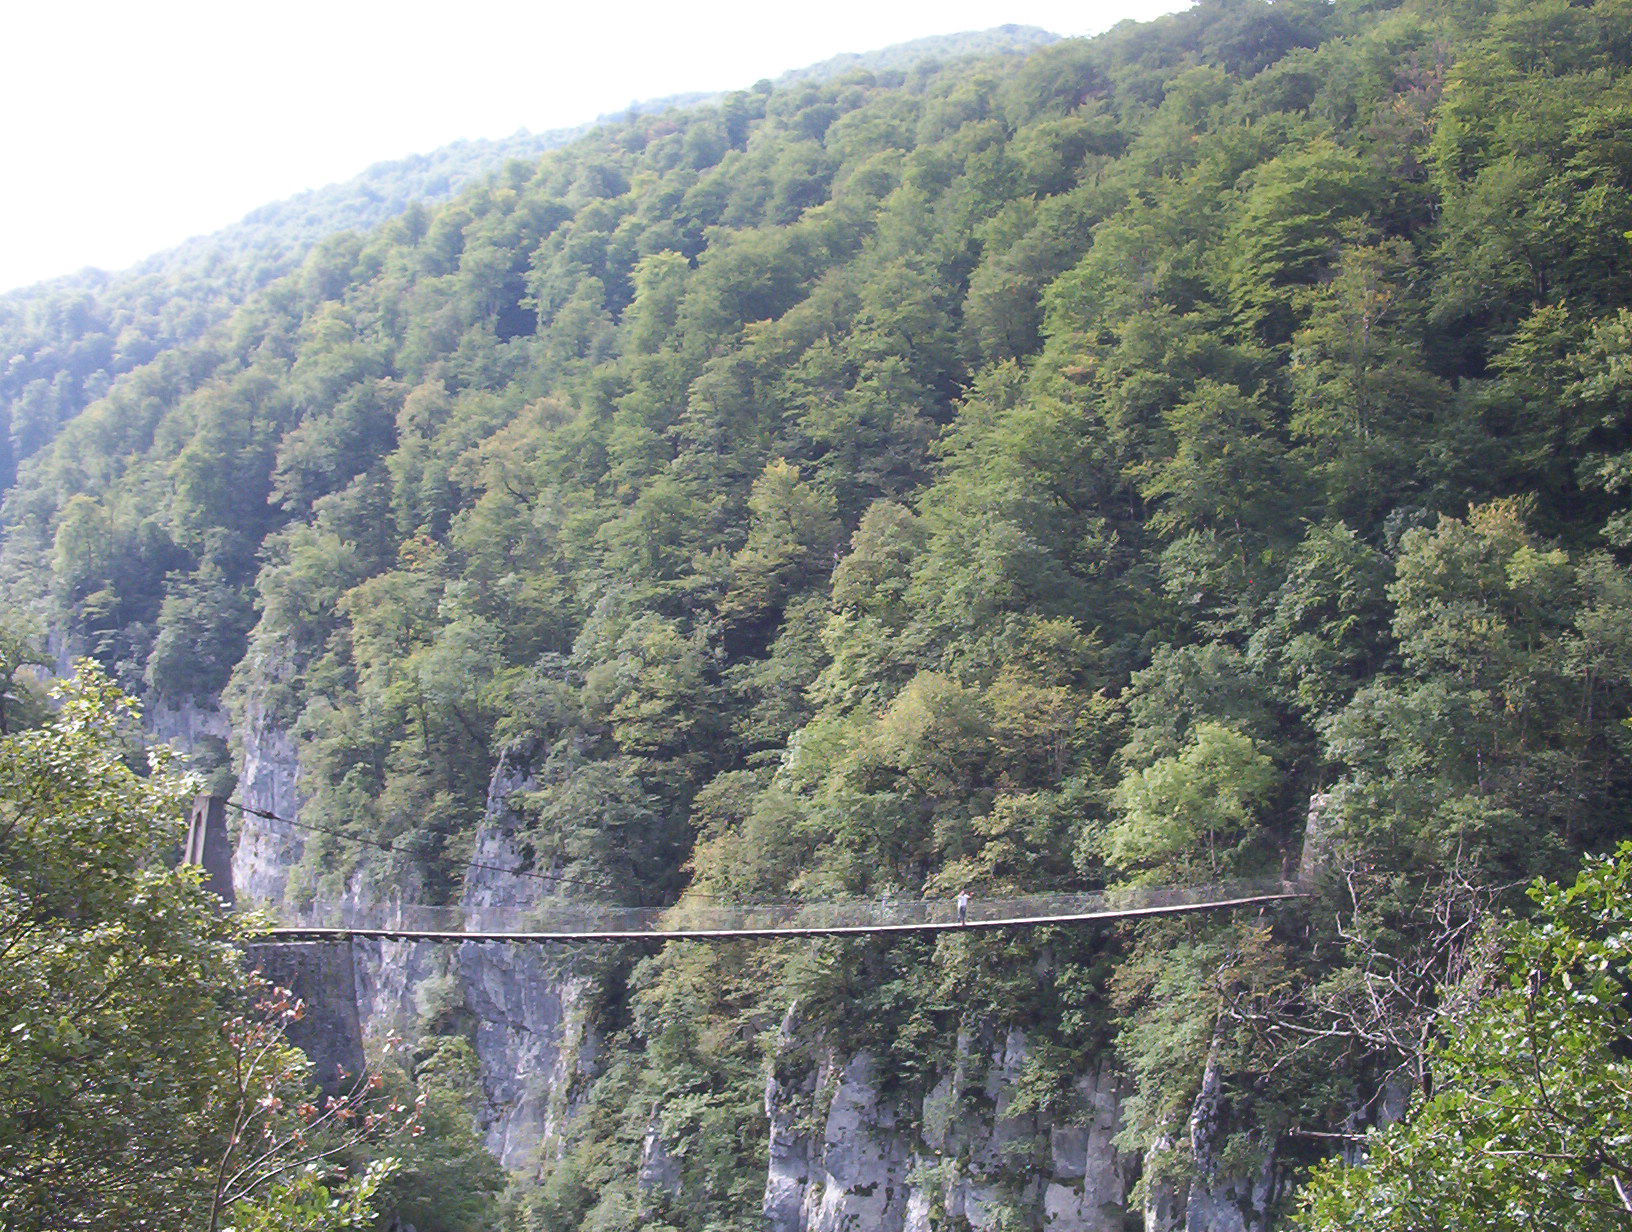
[1,0,1189,293]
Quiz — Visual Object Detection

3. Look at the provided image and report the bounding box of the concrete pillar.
[251,940,366,1094]
[183,793,236,908]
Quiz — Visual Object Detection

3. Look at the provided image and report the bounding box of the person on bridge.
[957,890,969,926]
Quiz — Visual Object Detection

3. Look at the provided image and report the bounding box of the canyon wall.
[195,715,1293,1229]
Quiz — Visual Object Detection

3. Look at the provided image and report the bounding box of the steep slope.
[0,129,576,496]
[8,0,1632,1227]
[0,27,1054,498]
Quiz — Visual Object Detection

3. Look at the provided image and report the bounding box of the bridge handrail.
[245,877,1302,939]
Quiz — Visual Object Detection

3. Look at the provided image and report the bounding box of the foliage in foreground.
[1299,843,1632,1230]
[0,664,427,1231]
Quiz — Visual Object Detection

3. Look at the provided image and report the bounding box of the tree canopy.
[1299,843,1632,1230]
[6,0,1632,1224]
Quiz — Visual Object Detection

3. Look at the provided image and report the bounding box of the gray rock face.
[639,1104,684,1195]
[1044,1067,1133,1232]
[225,727,604,1175]
[345,891,445,1048]
[338,900,598,1171]
[46,627,81,680]
[456,938,599,1171]
[1298,792,1337,885]
[765,1020,1135,1232]
[453,747,602,1171]
[232,704,305,908]
[148,698,232,751]
[765,1006,818,1232]
[1143,1047,1283,1232]
[813,1050,916,1230]
[1183,1049,1277,1232]
[769,1046,916,1232]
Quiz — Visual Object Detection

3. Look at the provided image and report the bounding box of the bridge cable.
[223,798,612,892]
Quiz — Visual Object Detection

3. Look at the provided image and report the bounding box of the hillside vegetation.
[0,27,1052,500]
[7,0,1632,1224]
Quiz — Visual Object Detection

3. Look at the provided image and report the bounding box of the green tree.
[1287,236,1449,519]
[0,665,410,1231]
[1318,502,1632,878]
[1108,720,1280,883]
[721,457,839,628]
[1298,843,1632,1230]
[1226,141,1376,344]
[1138,379,1296,549]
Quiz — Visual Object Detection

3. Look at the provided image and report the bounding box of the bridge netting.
[244,877,1300,939]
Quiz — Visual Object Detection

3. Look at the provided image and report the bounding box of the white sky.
[0,0,1189,293]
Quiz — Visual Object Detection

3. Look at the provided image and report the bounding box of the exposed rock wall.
[1045,1067,1133,1232]
[46,627,81,680]
[454,747,603,1171]
[222,715,1314,1225]
[765,1046,916,1232]
[231,712,304,908]
[1174,1047,1279,1232]
[764,1013,1136,1232]
[148,698,232,751]
[459,940,600,1172]
[226,728,604,1175]
[224,647,308,908]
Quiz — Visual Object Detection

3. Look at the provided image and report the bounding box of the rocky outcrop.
[219,711,605,1174]
[148,698,232,752]
[765,1017,1135,1232]
[456,939,599,1171]
[639,1104,684,1195]
[765,1006,819,1230]
[766,1044,916,1232]
[46,627,82,680]
[1181,1048,1278,1232]
[1297,792,1337,885]
[1043,1068,1132,1231]
[224,645,309,909]
[452,746,602,1171]
[1141,1045,1286,1232]
[232,710,305,908]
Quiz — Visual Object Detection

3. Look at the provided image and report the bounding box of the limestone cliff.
[762,1010,1136,1232]
[450,748,602,1171]
[224,722,603,1174]
[215,713,1305,1227]
[232,723,303,908]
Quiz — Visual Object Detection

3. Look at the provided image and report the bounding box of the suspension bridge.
[243,882,1306,945]
[195,797,1307,945]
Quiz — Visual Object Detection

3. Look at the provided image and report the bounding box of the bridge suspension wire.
[242,880,1307,945]
[223,798,622,896]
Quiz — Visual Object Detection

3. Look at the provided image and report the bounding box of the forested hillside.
[7,0,1632,1225]
[0,27,1053,504]
[0,132,579,496]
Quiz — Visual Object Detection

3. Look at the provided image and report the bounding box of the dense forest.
[6,0,1632,1226]
[0,26,1053,504]
[0,131,578,497]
